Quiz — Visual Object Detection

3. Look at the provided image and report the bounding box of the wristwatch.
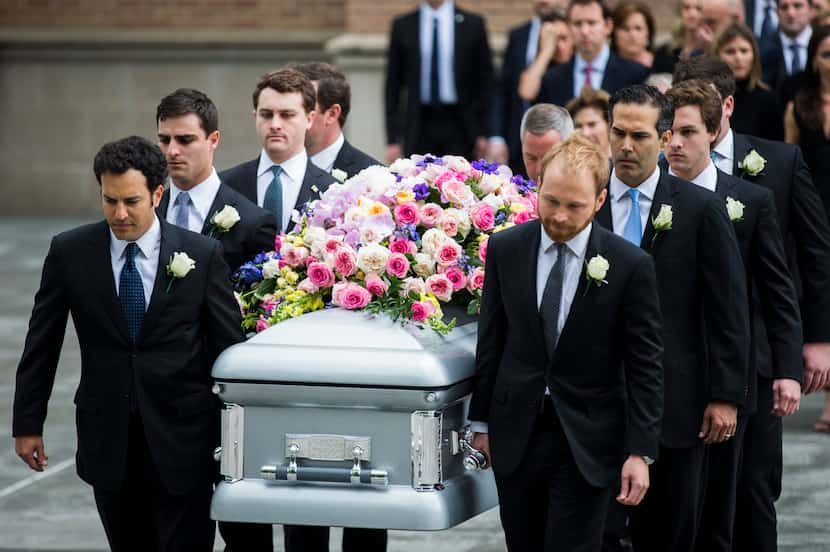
[641,455,655,465]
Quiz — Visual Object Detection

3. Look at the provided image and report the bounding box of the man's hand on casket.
[472,432,491,469]
[15,435,48,472]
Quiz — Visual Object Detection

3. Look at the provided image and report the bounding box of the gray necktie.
[174,191,192,230]
[264,165,284,233]
[540,243,568,360]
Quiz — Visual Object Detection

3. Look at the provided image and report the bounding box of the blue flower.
[253,252,269,265]
[511,174,536,194]
[237,262,263,287]
[472,159,499,174]
[495,211,507,224]
[413,183,430,200]
[416,155,444,167]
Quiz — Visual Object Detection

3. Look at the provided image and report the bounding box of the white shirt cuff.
[469,421,489,433]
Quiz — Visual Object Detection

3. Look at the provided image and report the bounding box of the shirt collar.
[109,214,161,261]
[168,168,221,221]
[782,26,812,47]
[540,221,593,259]
[421,0,454,18]
[310,132,344,173]
[257,148,308,185]
[669,159,718,192]
[713,128,734,162]
[609,164,660,203]
[575,43,610,73]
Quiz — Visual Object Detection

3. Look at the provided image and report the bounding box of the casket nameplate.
[285,434,372,461]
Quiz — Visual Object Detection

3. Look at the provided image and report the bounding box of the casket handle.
[259,464,389,486]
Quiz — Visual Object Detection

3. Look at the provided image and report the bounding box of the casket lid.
[212,307,478,389]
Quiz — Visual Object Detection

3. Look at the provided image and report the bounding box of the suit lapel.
[596,186,613,231]
[715,170,735,199]
[522,223,546,347]
[201,183,236,236]
[158,188,171,219]
[139,220,181,344]
[732,132,752,176]
[601,54,618,90]
[641,171,675,253]
[88,221,130,343]
[296,160,322,210]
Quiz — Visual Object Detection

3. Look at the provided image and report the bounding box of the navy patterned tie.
[119,242,145,342]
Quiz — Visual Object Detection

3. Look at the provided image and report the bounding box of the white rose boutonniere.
[651,204,673,246]
[208,205,240,237]
[584,254,610,295]
[331,168,348,183]
[726,196,745,222]
[165,251,196,293]
[738,149,766,177]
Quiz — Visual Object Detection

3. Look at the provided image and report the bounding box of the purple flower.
[233,262,263,290]
[415,155,444,167]
[472,159,499,174]
[413,182,430,200]
[511,174,536,194]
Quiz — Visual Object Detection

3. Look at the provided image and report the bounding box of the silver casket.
[210,307,498,530]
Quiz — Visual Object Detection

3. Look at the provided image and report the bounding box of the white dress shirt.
[526,16,541,65]
[573,43,610,98]
[780,27,812,75]
[669,159,718,193]
[752,0,778,37]
[419,0,458,104]
[109,215,161,309]
[609,166,660,238]
[256,149,308,231]
[712,128,735,175]
[469,222,592,434]
[310,132,344,174]
[166,168,221,233]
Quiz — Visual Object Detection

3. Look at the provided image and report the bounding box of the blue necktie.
[119,242,145,342]
[174,191,192,230]
[264,165,284,233]
[430,16,441,105]
[760,1,776,44]
[623,188,642,246]
[789,42,803,74]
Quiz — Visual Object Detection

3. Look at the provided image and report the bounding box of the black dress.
[731,80,784,141]
[794,102,830,222]
[651,45,681,74]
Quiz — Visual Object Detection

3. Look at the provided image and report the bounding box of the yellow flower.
[396,191,416,204]
[510,203,528,213]
[285,271,299,285]
[277,277,287,289]
[368,202,389,216]
[355,270,365,281]
[292,238,304,247]
[493,222,515,233]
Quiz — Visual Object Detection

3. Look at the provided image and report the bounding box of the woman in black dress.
[610,1,676,74]
[784,25,830,432]
[713,23,784,141]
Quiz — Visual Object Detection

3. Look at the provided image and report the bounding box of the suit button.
[122,393,129,399]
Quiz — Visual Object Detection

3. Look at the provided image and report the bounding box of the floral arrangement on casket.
[232,155,538,335]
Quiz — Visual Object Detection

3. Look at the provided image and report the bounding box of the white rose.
[740,149,766,176]
[652,204,673,230]
[586,255,610,283]
[482,192,505,210]
[261,259,281,279]
[389,158,417,177]
[726,197,745,222]
[332,168,348,183]
[356,243,390,274]
[446,208,472,238]
[479,173,503,195]
[167,251,196,278]
[421,227,450,257]
[444,155,472,173]
[344,206,367,225]
[211,205,240,231]
[360,224,384,245]
[412,253,436,278]
[303,226,327,247]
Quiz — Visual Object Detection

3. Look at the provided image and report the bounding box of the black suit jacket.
[384,7,495,152]
[332,139,382,177]
[219,157,336,229]
[596,171,750,448]
[489,20,532,171]
[157,182,277,272]
[760,35,789,92]
[732,132,830,343]
[537,53,649,107]
[13,220,244,494]
[713,170,803,413]
[468,222,663,486]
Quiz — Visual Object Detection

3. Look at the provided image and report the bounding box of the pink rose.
[389,238,417,255]
[510,211,533,225]
[411,300,437,322]
[439,214,459,237]
[333,247,358,277]
[297,278,319,294]
[365,273,389,296]
[442,179,476,206]
[281,245,309,268]
[386,252,411,279]
[478,237,489,263]
[467,267,485,292]
[325,237,342,255]
[260,297,278,315]
[332,281,349,307]
[436,241,462,266]
[274,235,282,252]
[394,202,420,226]
[434,170,462,190]
[471,203,495,232]
[255,317,270,333]
[442,266,468,291]
[426,273,453,301]
[340,284,372,310]
[420,203,444,228]
[307,261,335,288]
